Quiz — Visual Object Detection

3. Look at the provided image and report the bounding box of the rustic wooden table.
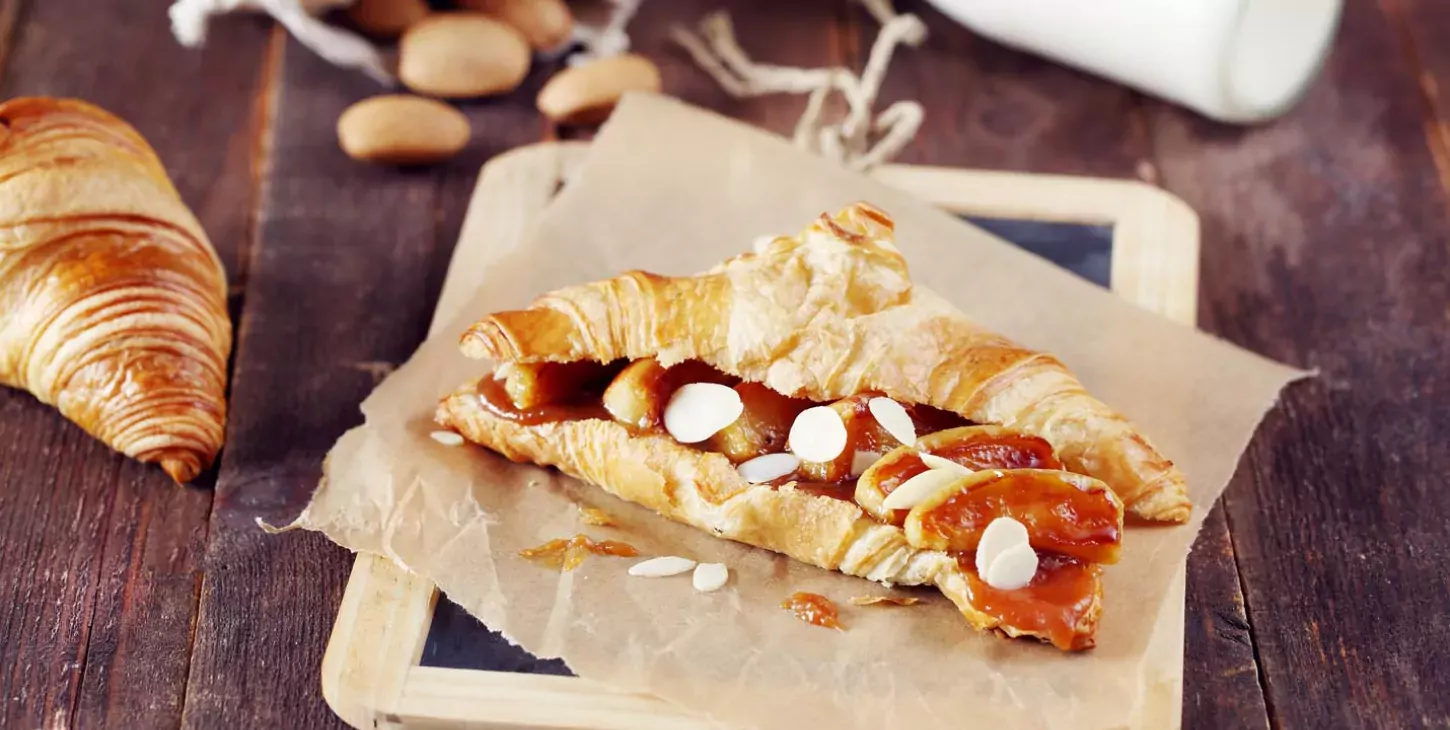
[0,1,1445,728]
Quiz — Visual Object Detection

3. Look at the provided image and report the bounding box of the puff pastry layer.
[0,98,231,482]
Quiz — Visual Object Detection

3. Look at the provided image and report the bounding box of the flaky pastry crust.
[0,98,231,482]
[460,203,1189,521]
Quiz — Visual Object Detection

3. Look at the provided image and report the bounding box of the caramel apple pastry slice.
[438,203,1189,650]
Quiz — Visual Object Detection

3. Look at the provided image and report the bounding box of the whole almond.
[537,53,662,124]
[347,0,429,38]
[337,95,470,165]
[399,13,531,99]
[458,0,573,51]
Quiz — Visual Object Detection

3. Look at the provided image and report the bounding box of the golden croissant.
[438,203,1188,650]
[0,97,231,482]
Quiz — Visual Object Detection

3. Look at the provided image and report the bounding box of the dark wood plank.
[1147,3,1450,727]
[0,2,272,728]
[180,32,544,729]
[1384,0,1450,196]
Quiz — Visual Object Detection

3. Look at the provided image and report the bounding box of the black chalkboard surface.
[417,215,1116,674]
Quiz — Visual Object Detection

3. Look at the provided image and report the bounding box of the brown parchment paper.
[297,95,1306,730]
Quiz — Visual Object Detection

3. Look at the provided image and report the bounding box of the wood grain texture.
[1382,0,1450,195]
[1148,3,1450,727]
[180,31,544,729]
[0,1,271,728]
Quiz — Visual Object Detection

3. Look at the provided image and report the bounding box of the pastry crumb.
[577,506,616,526]
[849,595,919,607]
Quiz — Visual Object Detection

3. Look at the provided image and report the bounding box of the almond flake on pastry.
[974,516,1029,577]
[664,383,744,443]
[737,453,800,483]
[984,542,1039,591]
[881,468,964,511]
[788,406,848,463]
[851,450,883,477]
[868,397,916,446]
[918,452,972,475]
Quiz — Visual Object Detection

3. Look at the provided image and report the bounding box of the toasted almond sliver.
[692,562,729,592]
[664,383,744,443]
[430,430,464,446]
[975,516,1030,577]
[737,453,801,484]
[849,595,921,607]
[628,556,697,577]
[851,450,883,477]
[788,406,848,463]
[984,541,1039,591]
[868,397,917,446]
[881,468,963,511]
[918,452,973,475]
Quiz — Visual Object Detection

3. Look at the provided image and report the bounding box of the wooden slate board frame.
[320,142,1201,730]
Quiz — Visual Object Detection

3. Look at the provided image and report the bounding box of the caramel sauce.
[477,376,610,425]
[917,471,1121,563]
[790,481,858,502]
[958,553,1100,651]
[518,534,639,571]
[781,592,845,630]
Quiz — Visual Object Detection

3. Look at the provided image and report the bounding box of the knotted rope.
[671,0,926,171]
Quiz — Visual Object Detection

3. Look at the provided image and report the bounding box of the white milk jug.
[925,0,1343,123]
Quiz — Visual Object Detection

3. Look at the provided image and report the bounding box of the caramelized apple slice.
[917,426,1061,471]
[498,360,616,410]
[705,382,811,463]
[602,358,740,431]
[855,426,1063,525]
[903,469,1123,564]
[603,358,671,429]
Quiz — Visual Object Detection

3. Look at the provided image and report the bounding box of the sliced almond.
[867,397,916,446]
[850,450,883,477]
[628,556,697,577]
[984,541,1039,591]
[881,468,963,511]
[664,383,744,444]
[919,452,973,475]
[692,562,729,592]
[974,516,1030,577]
[788,405,848,463]
[429,430,464,446]
[737,453,800,484]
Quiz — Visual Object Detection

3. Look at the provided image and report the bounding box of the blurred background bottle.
[926,0,1344,123]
